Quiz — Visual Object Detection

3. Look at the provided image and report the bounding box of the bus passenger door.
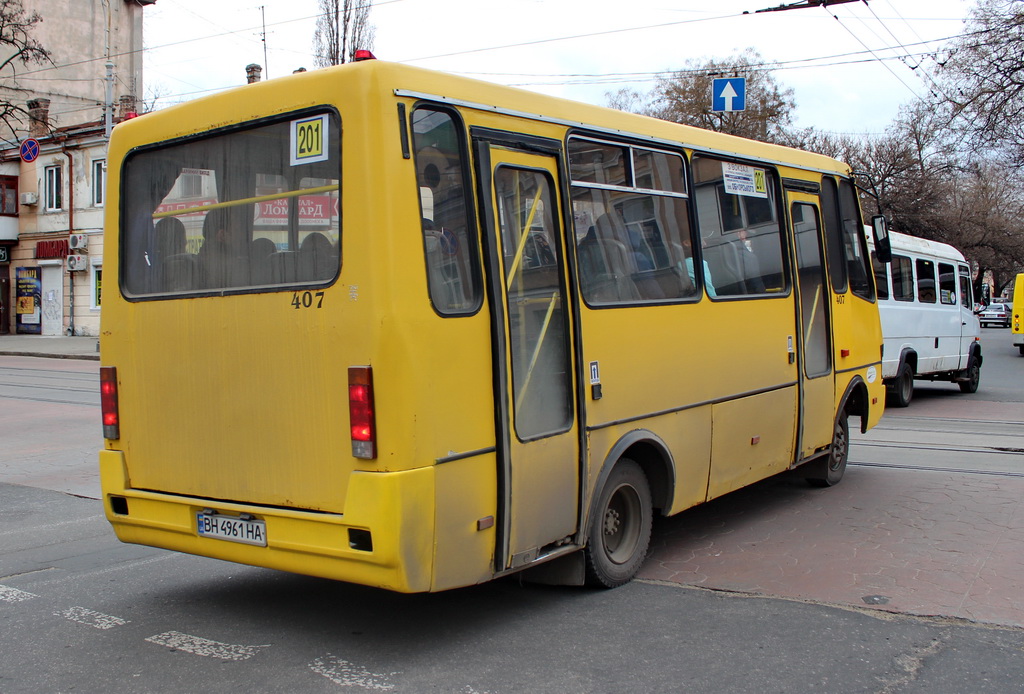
[790,200,835,459]
[474,140,580,572]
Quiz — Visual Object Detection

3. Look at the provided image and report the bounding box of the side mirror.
[871,215,891,263]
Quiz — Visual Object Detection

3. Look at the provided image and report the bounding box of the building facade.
[0,0,154,336]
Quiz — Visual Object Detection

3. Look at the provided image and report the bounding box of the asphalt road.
[1,337,1023,693]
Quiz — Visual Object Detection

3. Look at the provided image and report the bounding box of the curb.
[0,351,100,361]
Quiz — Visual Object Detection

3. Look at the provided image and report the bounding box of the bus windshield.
[121,109,341,297]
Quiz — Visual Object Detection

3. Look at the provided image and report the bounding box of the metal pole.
[105,61,114,138]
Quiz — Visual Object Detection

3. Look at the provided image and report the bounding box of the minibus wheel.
[888,362,914,408]
[958,358,981,393]
[806,413,849,488]
[584,459,652,588]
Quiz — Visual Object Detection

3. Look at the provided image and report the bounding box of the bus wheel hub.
[604,508,621,536]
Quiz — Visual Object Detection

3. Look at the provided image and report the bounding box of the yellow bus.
[1013,273,1024,355]
[99,58,886,593]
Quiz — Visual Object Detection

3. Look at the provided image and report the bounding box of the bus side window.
[568,139,695,305]
[891,255,914,302]
[871,251,889,300]
[692,155,785,298]
[916,258,936,303]
[838,179,873,300]
[938,262,957,305]
[958,264,972,308]
[411,107,481,315]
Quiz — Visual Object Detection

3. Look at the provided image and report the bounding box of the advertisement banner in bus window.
[253,195,337,227]
[722,162,768,199]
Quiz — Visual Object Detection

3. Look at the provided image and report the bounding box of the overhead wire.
[11,1,985,123]
[820,2,924,98]
[455,32,967,82]
[861,0,953,101]
[401,10,740,63]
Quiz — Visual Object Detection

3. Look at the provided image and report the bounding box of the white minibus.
[870,230,982,406]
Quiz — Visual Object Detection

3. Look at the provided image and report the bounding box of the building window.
[180,172,204,198]
[91,264,103,310]
[92,159,106,207]
[44,165,62,211]
[0,176,17,215]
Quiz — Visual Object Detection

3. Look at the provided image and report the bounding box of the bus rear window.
[120,110,341,297]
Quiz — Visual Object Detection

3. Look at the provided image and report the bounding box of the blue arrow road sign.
[712,78,746,112]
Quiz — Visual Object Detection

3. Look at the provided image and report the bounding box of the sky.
[141,0,974,136]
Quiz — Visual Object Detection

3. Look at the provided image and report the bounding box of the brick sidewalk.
[639,465,1024,628]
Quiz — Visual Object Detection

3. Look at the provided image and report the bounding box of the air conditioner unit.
[69,233,89,249]
[20,192,38,206]
[67,254,89,272]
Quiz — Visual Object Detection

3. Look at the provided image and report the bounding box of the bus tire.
[805,412,849,488]
[958,358,981,393]
[888,362,914,408]
[584,458,652,589]
[1019,345,1024,356]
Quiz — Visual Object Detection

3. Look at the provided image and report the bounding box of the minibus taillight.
[100,366,120,440]
[348,366,377,459]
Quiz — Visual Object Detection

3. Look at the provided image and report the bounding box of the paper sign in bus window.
[722,162,768,199]
[290,115,329,166]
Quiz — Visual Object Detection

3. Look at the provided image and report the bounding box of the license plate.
[196,512,267,547]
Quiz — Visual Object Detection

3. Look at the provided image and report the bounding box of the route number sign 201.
[290,114,330,166]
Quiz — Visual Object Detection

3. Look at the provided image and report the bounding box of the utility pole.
[260,6,269,79]
[104,61,114,138]
[102,0,114,138]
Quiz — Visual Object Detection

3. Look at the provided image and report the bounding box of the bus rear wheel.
[805,412,849,488]
[584,459,652,588]
[888,362,914,408]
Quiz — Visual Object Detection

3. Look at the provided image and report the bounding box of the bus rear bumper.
[99,450,436,593]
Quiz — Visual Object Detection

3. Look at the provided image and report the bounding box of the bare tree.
[607,49,796,144]
[314,0,375,67]
[0,0,51,137]
[939,0,1024,166]
[823,100,1024,294]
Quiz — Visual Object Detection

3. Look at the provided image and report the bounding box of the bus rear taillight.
[100,366,120,440]
[348,366,377,459]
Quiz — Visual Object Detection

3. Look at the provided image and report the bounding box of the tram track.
[855,439,1024,457]
[849,460,1024,478]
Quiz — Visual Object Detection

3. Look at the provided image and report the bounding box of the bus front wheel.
[805,413,849,488]
[958,358,981,393]
[584,458,652,588]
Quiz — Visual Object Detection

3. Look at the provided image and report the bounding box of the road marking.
[310,654,399,690]
[145,631,268,661]
[56,606,129,629]
[0,585,38,603]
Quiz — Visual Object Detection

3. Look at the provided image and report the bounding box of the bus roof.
[868,228,968,264]
[115,60,853,178]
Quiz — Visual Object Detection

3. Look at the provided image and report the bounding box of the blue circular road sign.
[20,138,40,163]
